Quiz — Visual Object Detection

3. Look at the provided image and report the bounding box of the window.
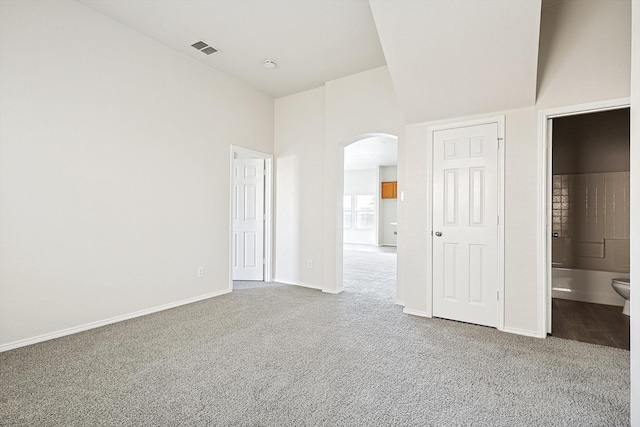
[355,195,375,230]
[343,193,375,230]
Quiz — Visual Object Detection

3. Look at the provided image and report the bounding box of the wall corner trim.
[403,307,431,318]
[501,326,546,339]
[272,279,322,290]
[0,289,230,353]
[322,288,344,295]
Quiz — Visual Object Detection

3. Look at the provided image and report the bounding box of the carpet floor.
[0,250,630,426]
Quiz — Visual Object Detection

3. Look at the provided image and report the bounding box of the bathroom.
[551,107,630,350]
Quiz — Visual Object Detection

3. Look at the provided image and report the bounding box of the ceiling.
[344,136,397,171]
[78,0,543,123]
[370,0,542,123]
[78,0,386,98]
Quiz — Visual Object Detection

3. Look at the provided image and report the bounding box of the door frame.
[332,133,399,296]
[537,98,630,337]
[426,116,506,331]
[229,145,274,291]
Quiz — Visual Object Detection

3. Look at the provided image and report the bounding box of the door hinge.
[263,258,266,265]
[497,291,500,301]
[497,215,499,225]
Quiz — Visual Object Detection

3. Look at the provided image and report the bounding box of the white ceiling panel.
[78,0,386,98]
[369,0,542,124]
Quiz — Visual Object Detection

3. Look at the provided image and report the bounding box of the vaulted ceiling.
[370,0,542,123]
[78,0,386,99]
[78,0,543,124]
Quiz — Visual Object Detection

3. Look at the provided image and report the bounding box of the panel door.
[232,159,265,281]
[432,123,499,327]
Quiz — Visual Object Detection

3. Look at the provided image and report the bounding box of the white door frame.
[426,116,506,331]
[537,98,630,337]
[229,145,274,291]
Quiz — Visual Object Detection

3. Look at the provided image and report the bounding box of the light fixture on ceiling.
[263,59,277,69]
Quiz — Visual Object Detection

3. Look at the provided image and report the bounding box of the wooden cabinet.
[381,181,397,199]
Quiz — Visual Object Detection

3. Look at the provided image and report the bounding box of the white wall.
[537,0,631,108]
[274,66,404,292]
[370,0,541,124]
[0,0,274,348]
[273,87,325,288]
[322,67,405,293]
[630,1,639,424]
[343,169,377,245]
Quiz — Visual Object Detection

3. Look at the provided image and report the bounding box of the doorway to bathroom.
[543,103,630,350]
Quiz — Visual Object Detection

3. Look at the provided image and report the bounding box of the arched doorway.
[340,133,398,302]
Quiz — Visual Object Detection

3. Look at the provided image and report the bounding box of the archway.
[338,133,398,301]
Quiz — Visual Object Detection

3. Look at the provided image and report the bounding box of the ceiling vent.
[191,41,219,55]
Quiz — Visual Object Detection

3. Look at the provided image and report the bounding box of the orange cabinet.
[381,181,397,199]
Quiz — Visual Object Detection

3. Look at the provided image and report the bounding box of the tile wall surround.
[552,171,630,272]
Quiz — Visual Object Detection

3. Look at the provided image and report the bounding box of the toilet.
[611,278,631,316]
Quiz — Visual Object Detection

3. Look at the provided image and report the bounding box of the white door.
[432,122,499,327]
[232,159,265,281]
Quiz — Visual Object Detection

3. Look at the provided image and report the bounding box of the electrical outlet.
[307,260,313,268]
[197,266,204,278]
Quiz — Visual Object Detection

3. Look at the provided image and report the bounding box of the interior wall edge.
[628,0,639,424]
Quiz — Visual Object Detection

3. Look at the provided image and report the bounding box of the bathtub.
[552,268,628,306]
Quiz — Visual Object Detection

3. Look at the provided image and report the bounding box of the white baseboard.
[273,278,322,290]
[0,289,230,353]
[322,287,344,294]
[502,326,544,338]
[403,307,431,318]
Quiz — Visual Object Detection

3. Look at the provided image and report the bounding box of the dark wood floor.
[552,298,630,350]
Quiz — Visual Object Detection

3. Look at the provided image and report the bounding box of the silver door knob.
[435,231,442,237]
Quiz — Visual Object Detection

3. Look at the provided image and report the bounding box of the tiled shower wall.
[552,171,630,272]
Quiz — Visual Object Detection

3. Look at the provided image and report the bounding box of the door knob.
[434,231,442,237]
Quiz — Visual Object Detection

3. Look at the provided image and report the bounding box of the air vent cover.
[201,46,218,55]
[191,40,219,55]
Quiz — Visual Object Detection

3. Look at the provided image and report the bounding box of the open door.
[232,158,265,281]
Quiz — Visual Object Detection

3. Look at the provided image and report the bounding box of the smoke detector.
[263,59,277,69]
